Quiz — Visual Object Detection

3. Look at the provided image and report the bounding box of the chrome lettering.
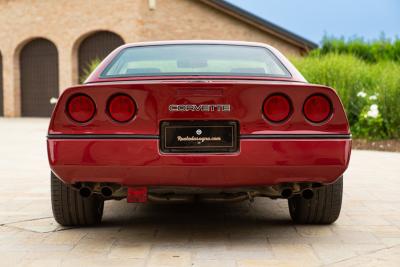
[168,104,231,112]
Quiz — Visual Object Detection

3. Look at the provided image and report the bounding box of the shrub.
[311,36,400,63]
[292,54,400,139]
[80,58,101,83]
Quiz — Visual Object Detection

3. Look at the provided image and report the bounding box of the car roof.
[120,40,277,48]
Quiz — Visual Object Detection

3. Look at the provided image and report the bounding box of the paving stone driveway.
[0,118,399,267]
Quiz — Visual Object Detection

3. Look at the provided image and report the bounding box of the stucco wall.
[0,0,303,117]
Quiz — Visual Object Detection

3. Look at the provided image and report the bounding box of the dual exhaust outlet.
[79,185,114,198]
[280,187,314,199]
[79,185,314,200]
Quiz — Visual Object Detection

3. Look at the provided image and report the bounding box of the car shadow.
[96,198,295,244]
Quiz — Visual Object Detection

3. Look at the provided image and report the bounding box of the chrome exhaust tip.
[79,187,92,198]
[100,186,113,198]
[302,188,314,200]
[281,188,293,199]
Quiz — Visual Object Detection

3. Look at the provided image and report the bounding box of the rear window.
[101,44,290,78]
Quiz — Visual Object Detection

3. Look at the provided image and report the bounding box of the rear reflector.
[66,94,95,123]
[107,94,136,122]
[127,187,147,203]
[263,94,292,122]
[303,94,332,123]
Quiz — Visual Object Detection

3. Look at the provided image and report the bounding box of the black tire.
[51,172,104,226]
[288,176,343,224]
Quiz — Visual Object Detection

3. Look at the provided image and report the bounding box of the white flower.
[369,95,377,100]
[367,104,379,118]
[357,91,367,98]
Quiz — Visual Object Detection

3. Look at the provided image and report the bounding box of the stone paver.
[0,118,400,266]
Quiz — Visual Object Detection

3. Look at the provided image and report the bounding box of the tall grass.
[311,37,400,63]
[292,54,400,139]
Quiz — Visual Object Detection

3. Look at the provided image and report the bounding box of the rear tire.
[51,172,104,226]
[288,176,343,224]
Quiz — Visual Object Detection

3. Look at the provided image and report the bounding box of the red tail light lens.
[67,94,95,123]
[108,94,136,122]
[263,94,292,122]
[303,94,332,123]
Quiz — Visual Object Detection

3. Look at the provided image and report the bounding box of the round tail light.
[107,94,136,122]
[303,94,332,123]
[263,94,292,123]
[67,94,95,123]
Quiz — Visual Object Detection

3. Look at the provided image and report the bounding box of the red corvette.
[47,41,351,226]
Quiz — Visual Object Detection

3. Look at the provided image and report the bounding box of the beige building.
[0,0,316,117]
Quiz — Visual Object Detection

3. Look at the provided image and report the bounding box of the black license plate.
[160,121,239,153]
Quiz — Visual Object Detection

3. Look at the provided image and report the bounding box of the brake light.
[67,94,95,123]
[303,94,332,123]
[263,94,292,122]
[107,94,136,122]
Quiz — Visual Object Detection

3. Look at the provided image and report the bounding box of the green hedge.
[312,37,400,63]
[292,54,400,139]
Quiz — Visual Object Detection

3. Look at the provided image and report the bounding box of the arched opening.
[20,38,59,117]
[78,31,124,82]
[0,52,3,116]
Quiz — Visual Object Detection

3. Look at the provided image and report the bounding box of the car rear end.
[47,41,351,226]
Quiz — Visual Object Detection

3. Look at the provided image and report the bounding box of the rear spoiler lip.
[84,76,306,85]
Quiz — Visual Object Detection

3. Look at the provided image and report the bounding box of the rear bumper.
[47,135,351,187]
